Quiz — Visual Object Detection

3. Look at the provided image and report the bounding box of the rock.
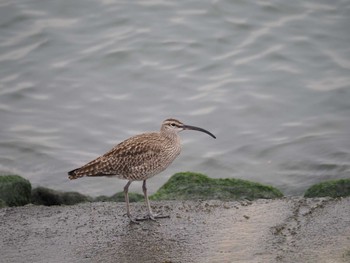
[31,187,92,206]
[304,178,350,198]
[0,175,31,207]
[151,172,283,201]
[1,198,349,262]
[61,191,92,205]
[0,199,7,208]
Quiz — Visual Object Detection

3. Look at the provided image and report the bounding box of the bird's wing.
[69,133,163,178]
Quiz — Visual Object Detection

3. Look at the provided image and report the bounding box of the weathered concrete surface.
[0,197,349,263]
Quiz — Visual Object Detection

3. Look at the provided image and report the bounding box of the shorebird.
[68,118,216,223]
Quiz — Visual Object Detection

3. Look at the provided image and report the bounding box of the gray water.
[1,0,349,197]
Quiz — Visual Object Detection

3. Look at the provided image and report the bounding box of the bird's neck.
[160,130,180,142]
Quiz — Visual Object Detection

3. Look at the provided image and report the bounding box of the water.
[1,0,349,196]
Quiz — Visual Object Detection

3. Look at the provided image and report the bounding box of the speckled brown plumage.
[68,118,216,223]
[68,131,181,181]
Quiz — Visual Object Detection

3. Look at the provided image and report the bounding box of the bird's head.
[161,118,216,139]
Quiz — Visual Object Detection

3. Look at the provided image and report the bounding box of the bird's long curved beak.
[182,124,216,139]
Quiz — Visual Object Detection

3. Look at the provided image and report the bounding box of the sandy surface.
[0,197,349,263]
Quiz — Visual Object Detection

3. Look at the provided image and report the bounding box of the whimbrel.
[68,118,216,223]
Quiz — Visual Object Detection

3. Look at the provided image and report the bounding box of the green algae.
[304,178,350,198]
[0,175,31,207]
[151,172,283,201]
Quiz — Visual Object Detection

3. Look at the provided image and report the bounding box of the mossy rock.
[304,179,350,198]
[95,192,144,202]
[61,191,92,205]
[151,172,283,201]
[0,175,32,206]
[0,199,7,208]
[31,187,92,206]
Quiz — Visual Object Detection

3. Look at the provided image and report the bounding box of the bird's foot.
[123,213,141,224]
[129,217,140,224]
[135,213,170,222]
[124,213,169,223]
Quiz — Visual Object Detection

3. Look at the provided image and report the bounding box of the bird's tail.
[68,168,84,180]
[68,157,106,180]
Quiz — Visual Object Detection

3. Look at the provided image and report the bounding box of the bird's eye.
[171,123,176,127]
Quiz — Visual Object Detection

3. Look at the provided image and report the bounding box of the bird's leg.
[135,180,169,221]
[124,180,138,224]
[143,180,155,219]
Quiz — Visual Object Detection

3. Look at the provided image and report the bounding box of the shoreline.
[2,173,349,209]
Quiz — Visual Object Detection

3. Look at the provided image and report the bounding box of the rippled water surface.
[1,0,349,196]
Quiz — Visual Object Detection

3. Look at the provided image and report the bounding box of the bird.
[68,118,216,223]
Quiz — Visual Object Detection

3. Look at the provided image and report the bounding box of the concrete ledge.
[1,197,349,263]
